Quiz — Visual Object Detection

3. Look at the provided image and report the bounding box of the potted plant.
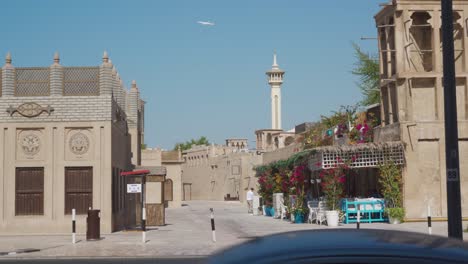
[386,208,405,224]
[289,165,308,223]
[290,206,308,224]
[319,158,348,227]
[378,161,404,224]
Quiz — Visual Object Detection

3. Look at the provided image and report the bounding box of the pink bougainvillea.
[320,158,351,210]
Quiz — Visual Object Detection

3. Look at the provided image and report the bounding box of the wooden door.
[124,176,142,229]
[183,183,191,201]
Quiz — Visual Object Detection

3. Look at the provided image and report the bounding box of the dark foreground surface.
[209,229,468,264]
[0,257,206,264]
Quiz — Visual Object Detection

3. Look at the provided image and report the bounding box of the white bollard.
[427,205,432,235]
[72,209,76,244]
[210,208,216,242]
[142,207,147,243]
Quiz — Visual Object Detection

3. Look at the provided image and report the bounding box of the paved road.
[0,200,466,260]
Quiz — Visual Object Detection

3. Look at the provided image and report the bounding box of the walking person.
[246,188,254,214]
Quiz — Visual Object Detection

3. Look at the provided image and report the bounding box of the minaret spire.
[272,50,278,68]
[265,52,285,130]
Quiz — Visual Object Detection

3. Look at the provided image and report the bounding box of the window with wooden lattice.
[15,167,44,216]
[65,167,93,215]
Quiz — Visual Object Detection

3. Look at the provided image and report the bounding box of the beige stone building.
[141,148,184,208]
[375,0,468,220]
[181,144,262,202]
[0,52,144,233]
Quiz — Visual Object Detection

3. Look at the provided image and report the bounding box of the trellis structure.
[307,141,404,171]
[63,67,100,96]
[15,68,50,96]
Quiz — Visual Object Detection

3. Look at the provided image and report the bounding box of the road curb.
[0,249,40,256]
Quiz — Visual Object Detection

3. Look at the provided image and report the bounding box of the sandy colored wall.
[163,163,183,208]
[399,122,468,219]
[0,121,114,234]
[181,152,262,202]
[141,149,162,167]
[262,143,302,164]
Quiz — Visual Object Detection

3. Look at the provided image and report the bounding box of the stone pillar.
[118,79,125,109]
[50,52,63,96]
[99,51,113,96]
[128,80,140,166]
[432,9,442,73]
[2,52,15,97]
[128,80,139,124]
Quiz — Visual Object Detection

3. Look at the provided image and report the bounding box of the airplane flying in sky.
[197,21,215,26]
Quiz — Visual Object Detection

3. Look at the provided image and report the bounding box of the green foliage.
[321,105,358,129]
[352,43,380,106]
[254,149,316,175]
[141,143,147,150]
[304,105,359,149]
[386,207,405,222]
[378,161,403,208]
[173,136,210,151]
[303,123,332,149]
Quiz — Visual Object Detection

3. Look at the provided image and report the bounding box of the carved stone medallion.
[7,102,54,117]
[20,134,41,156]
[69,132,90,155]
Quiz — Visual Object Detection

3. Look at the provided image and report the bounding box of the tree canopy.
[352,43,380,106]
[173,136,210,151]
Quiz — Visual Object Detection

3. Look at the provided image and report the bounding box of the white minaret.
[266,52,285,130]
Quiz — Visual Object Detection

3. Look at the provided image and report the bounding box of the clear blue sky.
[1,0,382,150]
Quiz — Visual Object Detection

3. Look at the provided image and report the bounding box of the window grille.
[65,167,93,214]
[308,142,405,171]
[15,68,50,96]
[16,167,44,215]
[63,67,99,96]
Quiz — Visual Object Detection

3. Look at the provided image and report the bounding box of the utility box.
[86,209,100,240]
[252,195,260,216]
[273,193,284,219]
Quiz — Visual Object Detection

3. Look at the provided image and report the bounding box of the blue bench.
[341,199,387,224]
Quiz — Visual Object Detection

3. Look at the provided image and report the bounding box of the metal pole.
[142,176,146,243]
[441,0,463,240]
[357,209,360,230]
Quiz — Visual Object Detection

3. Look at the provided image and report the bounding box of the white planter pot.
[389,216,401,224]
[326,210,339,227]
[262,205,266,216]
[290,212,295,223]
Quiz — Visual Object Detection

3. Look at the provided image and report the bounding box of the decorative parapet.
[15,67,50,96]
[63,67,99,96]
[307,141,405,171]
